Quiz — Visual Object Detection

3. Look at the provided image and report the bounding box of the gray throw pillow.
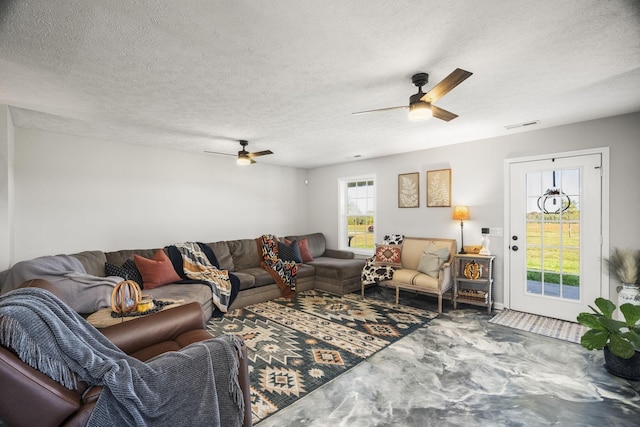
[417,245,450,278]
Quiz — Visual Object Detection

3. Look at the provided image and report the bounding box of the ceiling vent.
[505,120,540,130]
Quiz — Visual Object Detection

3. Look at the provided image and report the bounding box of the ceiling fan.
[352,68,473,122]
[205,140,273,165]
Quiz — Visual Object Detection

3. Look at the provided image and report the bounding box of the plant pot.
[603,346,640,380]
[617,284,640,306]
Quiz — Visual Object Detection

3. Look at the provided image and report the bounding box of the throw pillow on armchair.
[361,234,405,285]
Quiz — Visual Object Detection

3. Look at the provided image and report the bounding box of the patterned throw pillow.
[277,240,303,263]
[362,234,404,285]
[383,234,404,245]
[122,259,144,285]
[374,244,403,267]
[105,259,144,289]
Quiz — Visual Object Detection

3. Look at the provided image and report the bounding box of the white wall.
[0,106,14,270]
[11,128,309,262]
[307,112,640,305]
[6,112,640,304]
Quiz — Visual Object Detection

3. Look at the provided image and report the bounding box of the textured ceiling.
[1,0,639,169]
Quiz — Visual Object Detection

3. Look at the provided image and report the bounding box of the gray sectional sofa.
[1,233,366,320]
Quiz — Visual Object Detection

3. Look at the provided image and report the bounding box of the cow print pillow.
[361,234,404,285]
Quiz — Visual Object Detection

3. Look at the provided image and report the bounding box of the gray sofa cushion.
[307,256,365,280]
[206,241,234,271]
[71,251,107,277]
[295,263,316,278]
[146,282,211,304]
[229,272,256,291]
[228,239,260,270]
[105,248,163,268]
[237,267,274,287]
[144,282,213,319]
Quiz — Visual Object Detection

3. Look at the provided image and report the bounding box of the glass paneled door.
[508,153,603,322]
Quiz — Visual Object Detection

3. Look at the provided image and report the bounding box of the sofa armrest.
[99,302,207,355]
[322,248,355,259]
[0,346,82,427]
[439,262,453,291]
[20,279,66,301]
[236,338,252,427]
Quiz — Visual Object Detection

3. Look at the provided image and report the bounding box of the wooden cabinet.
[453,254,495,314]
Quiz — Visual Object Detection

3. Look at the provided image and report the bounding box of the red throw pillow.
[133,250,181,290]
[374,244,403,268]
[287,237,313,262]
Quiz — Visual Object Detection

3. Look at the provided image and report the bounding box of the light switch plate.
[489,227,503,237]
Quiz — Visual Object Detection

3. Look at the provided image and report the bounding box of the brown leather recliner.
[0,280,252,427]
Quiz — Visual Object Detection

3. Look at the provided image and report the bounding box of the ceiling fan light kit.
[237,155,251,166]
[408,101,432,121]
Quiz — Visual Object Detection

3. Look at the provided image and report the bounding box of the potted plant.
[605,248,640,307]
[577,298,640,379]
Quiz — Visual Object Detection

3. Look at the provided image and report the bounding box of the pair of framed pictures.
[398,169,451,208]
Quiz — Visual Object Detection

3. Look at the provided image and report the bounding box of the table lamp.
[452,206,469,254]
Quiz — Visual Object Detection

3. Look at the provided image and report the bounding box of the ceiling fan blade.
[431,105,458,122]
[421,68,473,104]
[204,150,235,157]
[247,150,273,158]
[352,105,408,115]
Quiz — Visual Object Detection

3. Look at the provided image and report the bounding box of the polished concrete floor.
[2,287,638,427]
[256,286,640,427]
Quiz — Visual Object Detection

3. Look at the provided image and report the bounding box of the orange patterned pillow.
[133,249,181,289]
[374,244,403,268]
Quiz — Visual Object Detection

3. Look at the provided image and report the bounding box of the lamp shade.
[452,206,469,221]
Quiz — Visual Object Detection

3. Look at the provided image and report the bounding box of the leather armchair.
[0,280,252,427]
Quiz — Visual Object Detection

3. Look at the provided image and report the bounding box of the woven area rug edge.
[489,309,587,344]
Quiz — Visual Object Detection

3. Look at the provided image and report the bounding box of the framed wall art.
[426,169,451,207]
[398,172,419,208]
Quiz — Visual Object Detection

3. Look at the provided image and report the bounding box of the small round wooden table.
[86,299,185,328]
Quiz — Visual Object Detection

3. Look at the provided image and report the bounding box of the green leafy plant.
[577,298,640,359]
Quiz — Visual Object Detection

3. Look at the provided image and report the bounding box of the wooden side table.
[453,254,495,314]
[86,299,185,328]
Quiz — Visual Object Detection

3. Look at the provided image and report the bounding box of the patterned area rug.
[489,309,587,344]
[206,290,438,425]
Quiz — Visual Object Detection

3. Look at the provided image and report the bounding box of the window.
[339,175,375,254]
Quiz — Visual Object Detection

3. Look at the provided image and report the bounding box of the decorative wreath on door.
[463,260,482,280]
